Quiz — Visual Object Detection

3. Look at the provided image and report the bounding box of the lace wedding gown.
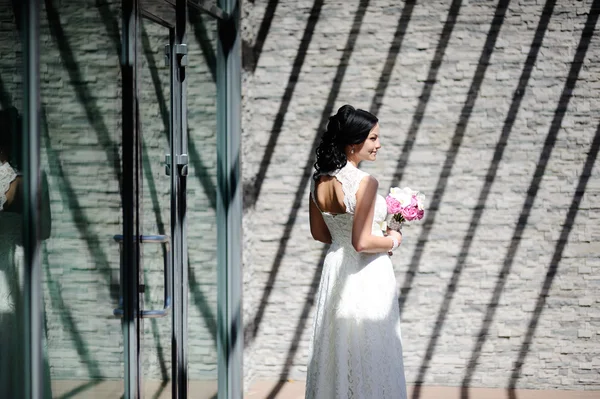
[0,161,24,396]
[306,162,407,399]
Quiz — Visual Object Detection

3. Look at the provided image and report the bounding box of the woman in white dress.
[0,110,25,397]
[0,108,51,397]
[306,105,407,398]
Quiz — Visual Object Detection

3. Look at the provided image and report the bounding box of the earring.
[351,148,354,154]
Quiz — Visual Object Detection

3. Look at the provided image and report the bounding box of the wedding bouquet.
[384,187,426,231]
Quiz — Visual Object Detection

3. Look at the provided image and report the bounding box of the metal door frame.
[215,0,242,397]
[22,0,42,397]
[122,1,180,397]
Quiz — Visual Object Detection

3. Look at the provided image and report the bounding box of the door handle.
[113,234,172,318]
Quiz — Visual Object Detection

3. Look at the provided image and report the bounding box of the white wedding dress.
[0,161,24,396]
[306,162,407,399]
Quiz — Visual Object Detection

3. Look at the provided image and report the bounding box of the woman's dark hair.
[313,104,378,179]
[0,107,21,167]
[0,111,13,156]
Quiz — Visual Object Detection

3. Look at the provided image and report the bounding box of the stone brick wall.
[242,0,600,391]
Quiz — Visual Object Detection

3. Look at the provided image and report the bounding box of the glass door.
[137,6,175,398]
[38,0,129,396]
[136,2,233,398]
[123,0,227,397]
[122,0,183,397]
[7,0,239,397]
[185,5,219,397]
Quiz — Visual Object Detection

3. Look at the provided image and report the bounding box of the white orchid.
[389,187,416,207]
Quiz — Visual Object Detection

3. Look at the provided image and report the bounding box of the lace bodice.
[0,161,21,265]
[0,162,22,314]
[0,162,17,212]
[311,162,388,247]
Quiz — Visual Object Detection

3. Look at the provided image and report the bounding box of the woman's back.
[313,175,346,215]
[310,163,390,249]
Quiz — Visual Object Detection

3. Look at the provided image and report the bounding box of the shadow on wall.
[461,0,600,395]
[245,2,378,396]
[243,0,600,393]
[412,0,556,395]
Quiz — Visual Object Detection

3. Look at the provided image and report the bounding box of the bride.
[0,109,25,396]
[306,105,407,398]
[0,108,51,397]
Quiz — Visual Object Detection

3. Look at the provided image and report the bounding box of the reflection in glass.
[0,1,226,396]
[0,112,25,397]
[0,3,25,397]
[39,0,125,396]
[139,16,173,396]
[186,10,219,394]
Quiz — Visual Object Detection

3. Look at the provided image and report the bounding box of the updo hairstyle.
[313,104,378,179]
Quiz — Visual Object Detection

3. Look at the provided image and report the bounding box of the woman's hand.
[386,228,402,256]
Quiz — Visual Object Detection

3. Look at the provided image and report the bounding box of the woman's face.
[352,123,381,163]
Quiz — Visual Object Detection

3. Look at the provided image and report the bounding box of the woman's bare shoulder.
[358,174,378,191]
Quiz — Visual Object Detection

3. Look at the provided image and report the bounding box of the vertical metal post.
[217,0,242,397]
[179,11,190,399]
[170,28,180,399]
[173,1,188,397]
[121,0,140,397]
[22,0,42,397]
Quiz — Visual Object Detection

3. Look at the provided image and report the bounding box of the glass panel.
[139,16,173,398]
[39,1,125,396]
[186,9,219,396]
[187,0,227,21]
[0,2,26,397]
[142,0,177,28]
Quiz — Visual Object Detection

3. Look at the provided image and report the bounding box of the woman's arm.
[2,174,52,239]
[2,176,22,213]
[309,195,332,244]
[352,176,399,253]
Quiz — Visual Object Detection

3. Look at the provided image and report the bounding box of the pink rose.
[417,209,424,220]
[386,195,403,214]
[400,205,420,221]
[410,195,419,207]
